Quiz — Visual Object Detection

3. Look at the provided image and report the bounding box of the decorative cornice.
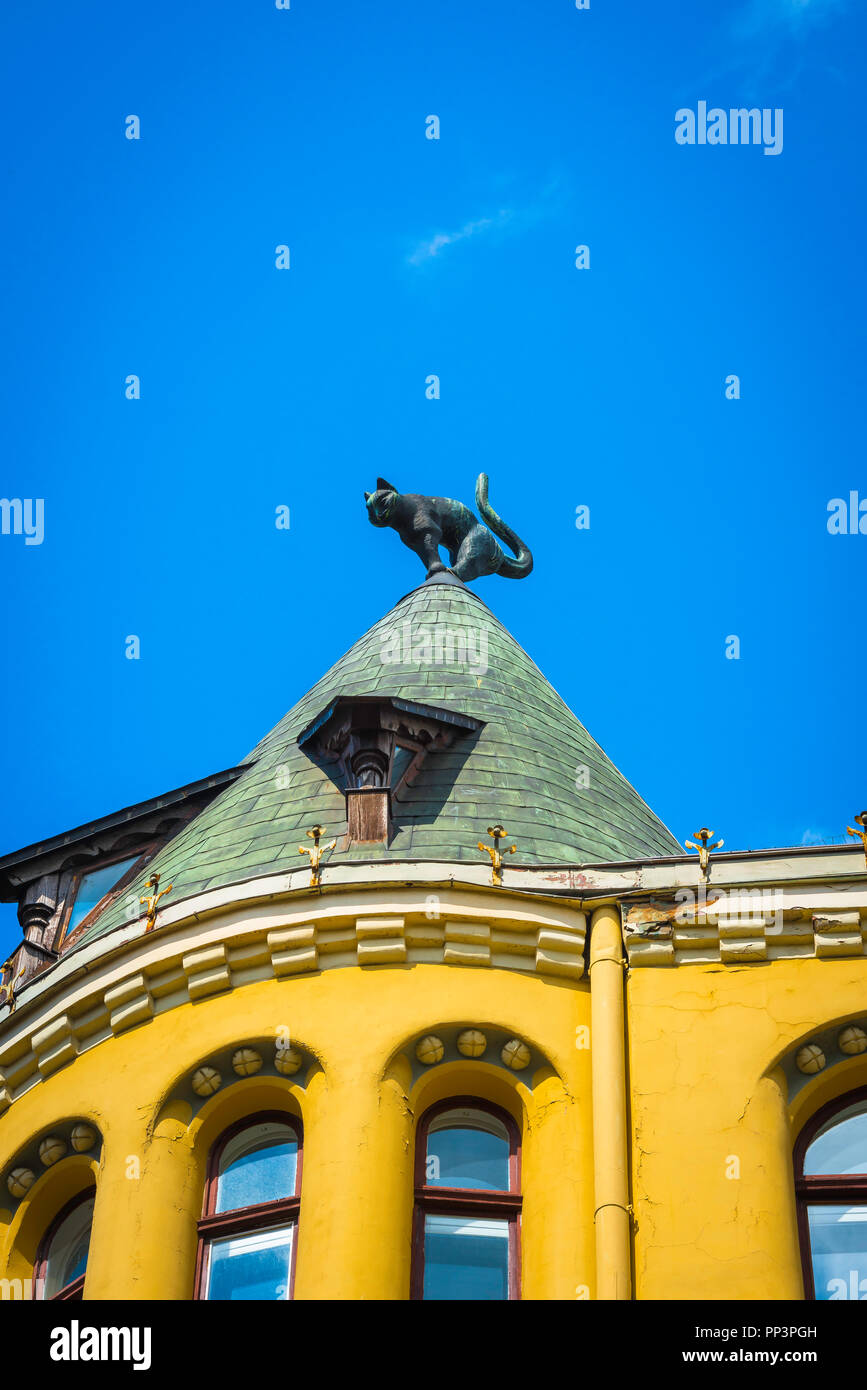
[0,885,587,1113]
[26,842,867,982]
[623,897,867,967]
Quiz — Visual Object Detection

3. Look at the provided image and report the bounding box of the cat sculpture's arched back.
[363,474,533,584]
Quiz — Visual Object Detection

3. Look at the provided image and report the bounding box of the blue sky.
[0,0,864,959]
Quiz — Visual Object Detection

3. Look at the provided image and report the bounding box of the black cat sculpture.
[364,473,533,583]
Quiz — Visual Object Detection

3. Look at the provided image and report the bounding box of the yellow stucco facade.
[0,886,594,1300]
[629,955,867,1300]
[1,847,865,1301]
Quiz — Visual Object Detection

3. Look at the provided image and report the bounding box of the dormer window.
[58,850,153,949]
[0,765,247,997]
[65,857,143,934]
[298,696,483,846]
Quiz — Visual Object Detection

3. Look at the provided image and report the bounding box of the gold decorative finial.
[685,827,724,874]
[477,824,516,886]
[299,824,336,886]
[0,962,25,1013]
[141,873,173,932]
[847,812,867,865]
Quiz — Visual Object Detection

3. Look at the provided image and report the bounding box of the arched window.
[412,1098,521,1300]
[34,1190,95,1300]
[795,1086,867,1300]
[195,1114,302,1301]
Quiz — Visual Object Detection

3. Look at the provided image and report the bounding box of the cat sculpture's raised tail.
[475,473,533,579]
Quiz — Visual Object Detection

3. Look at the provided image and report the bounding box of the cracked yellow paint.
[628,956,867,1300]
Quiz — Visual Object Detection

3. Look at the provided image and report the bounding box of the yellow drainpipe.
[589,903,632,1299]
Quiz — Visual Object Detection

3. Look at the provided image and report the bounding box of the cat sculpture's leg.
[452,525,501,582]
[411,527,448,577]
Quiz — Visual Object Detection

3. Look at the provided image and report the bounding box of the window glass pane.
[43,1196,95,1298]
[215,1122,298,1213]
[205,1224,293,1301]
[426,1108,510,1190]
[67,858,140,933]
[391,746,414,785]
[423,1214,510,1300]
[808,1205,867,1299]
[804,1101,867,1175]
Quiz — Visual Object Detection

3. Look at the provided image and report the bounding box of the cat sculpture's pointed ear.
[376,477,397,493]
[364,491,371,502]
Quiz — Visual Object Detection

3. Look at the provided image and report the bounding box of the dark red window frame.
[411,1096,522,1301]
[194,1111,303,1301]
[34,1188,95,1301]
[794,1083,867,1300]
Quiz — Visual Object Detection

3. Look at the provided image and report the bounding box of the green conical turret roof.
[80,580,678,947]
